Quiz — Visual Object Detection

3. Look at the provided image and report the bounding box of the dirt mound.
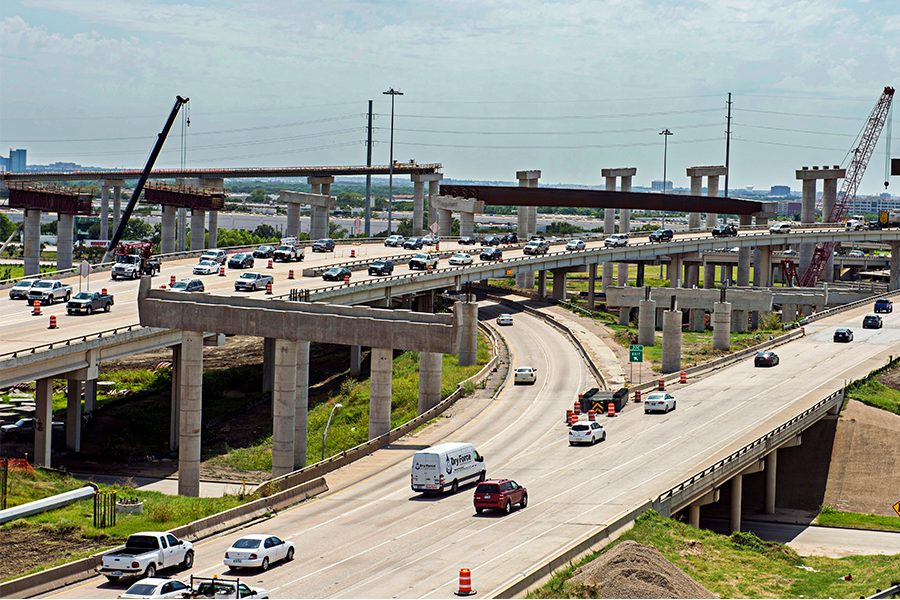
[570,540,717,599]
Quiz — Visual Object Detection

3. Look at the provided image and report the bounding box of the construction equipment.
[799,86,894,287]
[111,241,160,279]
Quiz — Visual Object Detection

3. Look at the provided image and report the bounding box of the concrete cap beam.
[97,179,127,187]
[796,167,846,180]
[686,166,727,177]
[601,168,637,177]
[516,170,541,180]
[431,195,484,213]
[410,173,444,182]
[307,176,335,185]
[606,286,773,311]
[280,190,336,208]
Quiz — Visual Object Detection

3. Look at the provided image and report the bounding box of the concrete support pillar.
[661,309,683,374]
[428,180,441,229]
[295,341,310,469]
[161,205,177,255]
[262,337,275,393]
[65,378,82,452]
[170,344,181,450]
[24,209,41,277]
[686,264,699,288]
[177,208,187,252]
[516,171,539,289]
[713,302,732,350]
[689,505,701,528]
[551,268,567,300]
[618,262,628,287]
[620,209,631,233]
[619,306,631,326]
[602,262,613,294]
[413,181,425,236]
[112,185,122,233]
[34,378,53,467]
[638,299,656,346]
[190,209,206,251]
[890,242,900,290]
[310,182,321,194]
[752,248,762,288]
[737,216,753,287]
[730,474,743,533]
[458,302,478,367]
[83,380,97,414]
[437,208,453,239]
[286,204,300,239]
[781,303,796,323]
[822,178,837,222]
[179,330,204,497]
[417,352,443,414]
[758,248,773,287]
[350,346,362,377]
[208,210,218,249]
[587,266,596,310]
[765,450,777,514]
[272,339,298,478]
[705,176,720,227]
[311,205,330,240]
[800,179,817,276]
[732,309,748,333]
[689,176,702,229]
[369,347,393,440]
[57,213,74,271]
[100,186,110,241]
[459,212,475,238]
[690,309,705,332]
[604,207,616,236]
[703,264,716,289]
[669,254,683,288]
[538,270,548,297]
[636,263,645,287]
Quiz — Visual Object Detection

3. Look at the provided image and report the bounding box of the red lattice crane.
[799,86,894,287]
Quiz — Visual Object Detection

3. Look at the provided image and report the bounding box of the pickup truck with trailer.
[273,237,305,262]
[111,242,161,280]
[874,298,894,313]
[409,253,439,270]
[234,272,274,291]
[27,280,72,305]
[97,531,194,582]
[711,223,738,237]
[67,290,114,315]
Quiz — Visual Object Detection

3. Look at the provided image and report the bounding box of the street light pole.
[383,88,403,236]
[659,128,673,227]
[321,403,343,462]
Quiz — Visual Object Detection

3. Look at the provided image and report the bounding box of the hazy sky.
[2,0,898,195]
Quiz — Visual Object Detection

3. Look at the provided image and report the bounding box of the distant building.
[769,185,791,196]
[777,201,802,217]
[9,149,26,172]
[651,180,673,192]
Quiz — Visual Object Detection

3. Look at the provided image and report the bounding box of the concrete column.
[689,505,701,528]
[83,379,97,414]
[161,205,177,254]
[621,175,633,193]
[602,262,613,294]
[57,213,74,271]
[310,182,321,194]
[752,248,762,288]
[24,208,41,277]
[822,178,837,222]
[417,352,443,414]
[112,185,122,233]
[459,212,475,238]
[516,209,528,241]
[713,302,732,350]
[800,179,817,276]
[208,210,218,249]
[725,264,734,286]
[587,265,596,309]
[686,264,699,288]
[438,209,452,239]
[350,346,362,377]
[689,176,702,229]
[703,264,716,289]
[190,208,206,251]
[178,330,203,497]
[551,268,567,300]
[177,207,187,252]
[781,303,796,323]
[286,204,300,239]
[617,262,628,287]
[413,180,425,236]
[758,248,773,287]
[311,206,330,240]
[638,299,656,346]
[295,341,310,469]
[730,474,742,533]
[620,208,631,233]
[765,450,777,514]
[636,263,645,287]
[428,180,441,229]
[689,309,705,332]
[890,242,900,290]
[604,207,615,235]
[100,186,110,241]
[661,309,683,374]
[272,339,298,478]
[170,344,181,450]
[65,378,82,452]
[670,254,683,288]
[369,347,393,440]
[605,176,617,193]
[262,337,275,393]
[705,176,720,228]
[458,302,478,367]
[34,377,53,467]
[538,270,548,297]
[737,215,753,287]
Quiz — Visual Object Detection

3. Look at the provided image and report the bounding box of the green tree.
[123,218,153,240]
[0,213,17,241]
[329,222,349,239]
[41,221,58,235]
[395,219,413,237]
[253,224,279,240]
[248,188,268,204]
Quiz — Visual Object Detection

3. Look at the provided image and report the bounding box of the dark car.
[368,260,394,276]
[833,328,854,343]
[0,418,64,438]
[754,351,779,367]
[649,228,674,243]
[323,267,352,282]
[458,236,477,245]
[862,314,883,329]
[253,245,275,259]
[227,253,255,269]
[473,479,528,515]
[170,279,205,292]
[480,236,501,246]
[480,248,503,261]
[711,224,739,237]
[874,298,893,313]
[499,233,518,244]
[403,238,424,250]
[312,238,335,252]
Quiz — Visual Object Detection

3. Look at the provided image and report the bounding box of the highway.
[45,295,899,598]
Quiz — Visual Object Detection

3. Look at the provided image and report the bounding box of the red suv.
[473,479,528,515]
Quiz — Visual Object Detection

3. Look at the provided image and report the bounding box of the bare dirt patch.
[876,364,900,391]
[0,524,111,582]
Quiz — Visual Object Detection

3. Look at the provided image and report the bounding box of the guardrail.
[0,324,147,361]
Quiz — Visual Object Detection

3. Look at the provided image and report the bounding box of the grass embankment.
[529,510,900,599]
[845,378,900,416]
[210,337,492,471]
[816,505,900,532]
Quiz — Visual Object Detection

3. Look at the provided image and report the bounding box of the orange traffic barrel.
[350,249,356,258]
[455,568,475,596]
[266,282,273,294]
[634,389,642,403]
[607,402,616,417]
[680,371,687,384]
[219,266,226,277]
[170,274,176,286]
[48,315,57,329]
[588,409,595,421]
[436,242,440,251]
[32,301,42,316]
[574,401,581,414]
[101,288,108,295]
[268,259,274,269]
[565,409,572,424]
[288,269,295,279]
[569,413,578,426]
[658,378,665,391]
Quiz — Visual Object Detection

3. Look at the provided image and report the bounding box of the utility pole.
[365,100,373,237]
[383,88,403,235]
[724,92,732,222]
[659,128,673,227]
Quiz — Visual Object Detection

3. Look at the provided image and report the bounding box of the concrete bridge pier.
[458,302,478,367]
[272,339,298,478]
[516,170,540,288]
[308,175,334,197]
[190,208,206,251]
[438,208,452,238]
[703,263,716,289]
[84,379,97,414]
[100,185,110,240]
[286,203,301,238]
[687,166,726,228]
[551,268,568,301]
[638,298,656,346]
[427,176,443,230]
[602,168,636,286]
[713,301,731,350]
[412,179,426,236]
[295,341,310,469]
[796,166,845,282]
[179,330,204,497]
[208,210,218,249]
[891,242,900,290]
[729,459,765,533]
[307,177,337,239]
[350,346,362,377]
[661,307,683,374]
[113,184,122,233]
[57,213,74,271]
[538,270,548,298]
[418,352,443,414]
[34,377,53,467]
[178,208,187,252]
[602,262,613,294]
[688,489,720,528]
[587,264,597,309]
[161,205,177,254]
[459,212,475,238]
[369,347,393,440]
[170,345,182,450]
[24,208,41,277]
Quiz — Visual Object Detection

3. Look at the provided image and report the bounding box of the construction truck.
[273,237,305,262]
[876,210,900,229]
[111,242,161,280]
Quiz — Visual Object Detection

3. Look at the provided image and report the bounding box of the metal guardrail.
[0,324,146,361]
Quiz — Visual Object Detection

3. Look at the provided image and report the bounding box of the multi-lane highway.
[44,293,899,598]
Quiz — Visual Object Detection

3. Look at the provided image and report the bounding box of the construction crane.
[799,86,894,287]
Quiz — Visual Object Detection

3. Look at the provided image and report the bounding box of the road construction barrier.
[350,249,356,258]
[436,242,440,251]
[219,266,226,277]
[288,269,294,279]
[588,409,595,421]
[573,401,581,414]
[32,301,41,316]
[344,275,350,285]
[565,409,573,424]
[268,259,274,269]
[160,284,166,289]
[455,568,475,596]
[658,379,665,391]
[569,414,578,426]
[170,275,176,286]
[101,288,108,295]
[427,265,432,273]
[266,283,273,295]
[48,315,57,329]
[634,390,642,403]
[680,371,687,384]
[608,402,616,417]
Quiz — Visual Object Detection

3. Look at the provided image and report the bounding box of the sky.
[1,0,899,195]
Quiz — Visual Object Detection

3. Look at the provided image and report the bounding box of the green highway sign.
[629,345,643,363]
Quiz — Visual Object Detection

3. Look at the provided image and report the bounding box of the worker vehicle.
[833,328,854,343]
[845,219,865,231]
[223,534,294,571]
[384,235,405,247]
[311,238,335,252]
[234,273,273,292]
[410,442,486,494]
[604,233,629,247]
[449,253,473,266]
[496,314,513,326]
[27,280,72,305]
[409,253,439,270]
[8,279,39,299]
[192,260,220,276]
[272,237,305,262]
[568,421,606,445]
[649,228,674,243]
[514,366,537,385]
[862,314,883,329]
[253,245,275,259]
[565,239,586,251]
[170,279,205,293]
[711,223,738,237]
[403,237,424,250]
[67,290,114,314]
[116,577,190,599]
[473,479,527,515]
[874,298,893,313]
[523,240,549,255]
[480,248,503,261]
[877,210,900,228]
[644,391,676,413]
[97,532,194,582]
[769,223,792,234]
[112,242,161,280]
[754,351,780,367]
[323,267,352,281]
[227,253,255,269]
[368,260,394,276]
[185,576,269,599]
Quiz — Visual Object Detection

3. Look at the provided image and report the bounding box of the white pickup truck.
[97,531,194,582]
[26,280,72,305]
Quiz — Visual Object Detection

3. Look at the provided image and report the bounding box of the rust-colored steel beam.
[439,185,767,215]
[142,183,226,210]
[7,183,93,215]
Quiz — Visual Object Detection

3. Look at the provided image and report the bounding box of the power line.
[377,108,723,121]
[733,108,865,121]
[391,123,723,136]
[376,137,723,150]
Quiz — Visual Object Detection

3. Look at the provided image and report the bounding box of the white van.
[410,442,486,494]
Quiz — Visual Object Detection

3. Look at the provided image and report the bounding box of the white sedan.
[496,314,514,326]
[514,367,537,385]
[644,392,676,414]
[449,253,474,266]
[224,534,295,571]
[117,578,190,599]
[568,421,606,445]
[192,260,220,275]
[565,239,586,251]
